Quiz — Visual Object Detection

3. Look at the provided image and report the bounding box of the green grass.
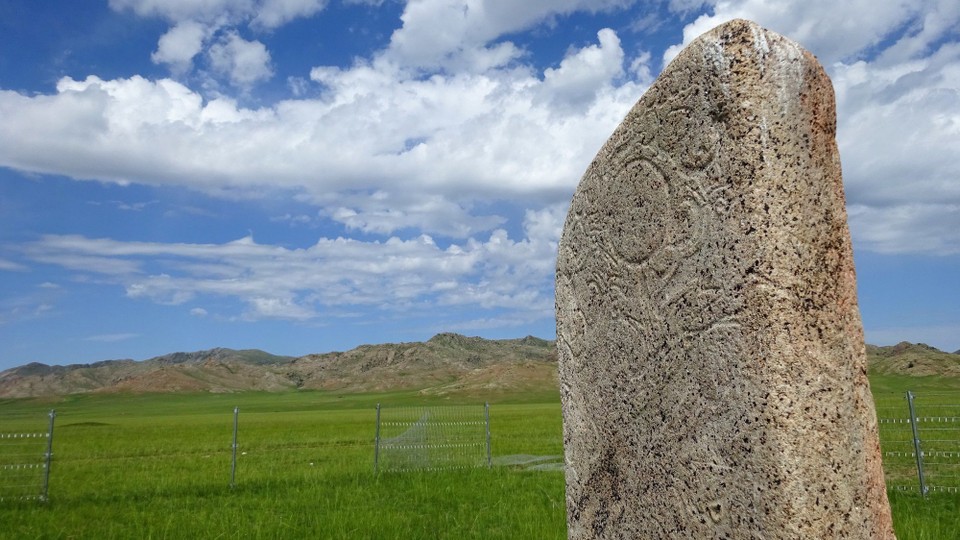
[888,490,960,540]
[1,376,958,539]
[1,391,566,539]
[869,372,960,539]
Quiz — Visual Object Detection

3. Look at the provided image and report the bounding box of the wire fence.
[0,410,55,502]
[4,394,957,502]
[876,391,960,494]
[374,403,491,473]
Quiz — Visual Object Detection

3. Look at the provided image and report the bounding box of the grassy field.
[1,377,958,539]
[2,391,567,539]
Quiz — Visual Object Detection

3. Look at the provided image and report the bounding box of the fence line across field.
[0,410,55,502]
[4,392,956,500]
[374,403,492,474]
[876,390,960,496]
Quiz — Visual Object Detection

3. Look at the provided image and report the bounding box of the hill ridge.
[866,341,960,377]
[2,336,957,398]
[0,333,557,398]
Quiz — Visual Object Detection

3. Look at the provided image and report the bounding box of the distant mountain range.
[0,333,556,398]
[0,335,956,398]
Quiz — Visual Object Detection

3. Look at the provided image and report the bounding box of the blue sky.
[1,0,958,370]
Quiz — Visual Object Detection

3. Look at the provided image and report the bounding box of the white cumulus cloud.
[112,0,327,82]
[540,28,625,108]
[152,20,210,73]
[252,0,327,30]
[385,0,636,72]
[110,0,325,28]
[207,31,274,86]
[0,25,646,236]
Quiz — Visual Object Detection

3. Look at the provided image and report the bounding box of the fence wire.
[374,404,491,473]
[0,411,55,502]
[876,392,960,494]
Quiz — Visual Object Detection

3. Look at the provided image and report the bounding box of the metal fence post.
[230,406,239,488]
[484,402,492,468]
[906,391,928,496]
[40,409,55,502]
[374,403,382,474]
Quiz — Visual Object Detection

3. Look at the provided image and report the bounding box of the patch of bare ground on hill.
[0,334,557,398]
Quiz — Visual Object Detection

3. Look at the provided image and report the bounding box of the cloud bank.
[2,0,959,326]
[21,203,563,323]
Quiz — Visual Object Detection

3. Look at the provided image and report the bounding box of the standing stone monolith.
[556,19,895,539]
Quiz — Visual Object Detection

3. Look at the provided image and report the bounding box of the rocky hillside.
[0,334,557,398]
[0,348,298,397]
[866,341,960,377]
[2,336,955,399]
